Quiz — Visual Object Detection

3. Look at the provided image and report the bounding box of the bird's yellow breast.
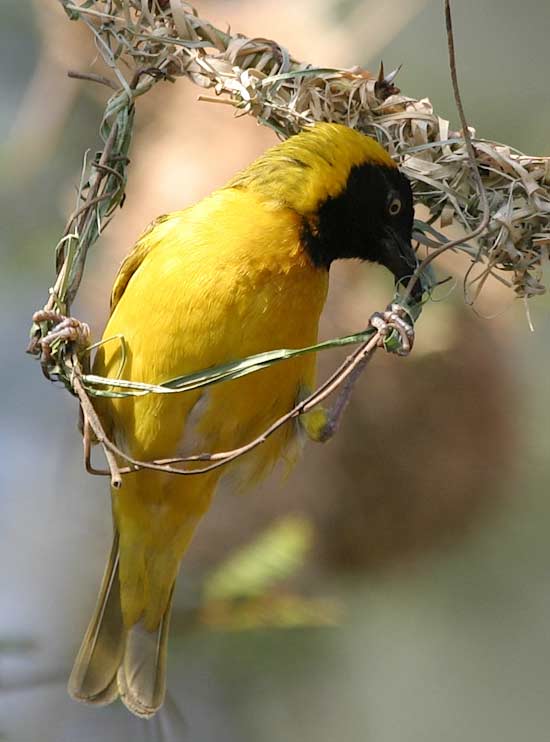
[97,186,328,459]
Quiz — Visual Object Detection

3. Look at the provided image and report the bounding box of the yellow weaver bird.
[68,123,419,717]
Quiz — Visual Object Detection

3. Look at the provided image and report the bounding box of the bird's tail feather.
[117,590,173,718]
[68,533,173,719]
[68,533,125,705]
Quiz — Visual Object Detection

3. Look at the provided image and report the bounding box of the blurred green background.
[2,1,550,740]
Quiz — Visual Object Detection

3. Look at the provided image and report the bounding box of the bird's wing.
[110,213,176,312]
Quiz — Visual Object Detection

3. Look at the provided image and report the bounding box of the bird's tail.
[68,532,173,719]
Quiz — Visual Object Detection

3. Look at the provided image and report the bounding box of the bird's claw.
[369,303,415,356]
[32,310,91,371]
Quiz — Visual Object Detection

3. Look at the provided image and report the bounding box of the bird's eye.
[388,197,402,216]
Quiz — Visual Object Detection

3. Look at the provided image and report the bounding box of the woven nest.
[25,1,550,483]
[59,0,550,305]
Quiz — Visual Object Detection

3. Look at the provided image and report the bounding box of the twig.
[81,305,413,479]
[85,329,385,478]
[67,70,117,89]
[402,0,491,303]
[72,369,122,488]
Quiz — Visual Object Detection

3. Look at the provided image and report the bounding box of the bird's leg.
[300,304,415,443]
[299,357,370,443]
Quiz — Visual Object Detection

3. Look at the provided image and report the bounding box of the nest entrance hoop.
[28,0,550,486]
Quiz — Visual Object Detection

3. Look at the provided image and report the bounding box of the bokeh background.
[2,1,550,740]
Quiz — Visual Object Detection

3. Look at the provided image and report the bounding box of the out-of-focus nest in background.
[61,0,550,305]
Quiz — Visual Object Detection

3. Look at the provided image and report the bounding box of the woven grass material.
[26,1,549,483]
[61,0,550,303]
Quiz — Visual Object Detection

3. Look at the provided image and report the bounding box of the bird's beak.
[381,229,422,302]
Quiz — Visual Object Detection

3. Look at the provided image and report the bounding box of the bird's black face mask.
[303,162,422,303]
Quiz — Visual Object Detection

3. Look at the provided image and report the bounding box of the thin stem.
[402,0,491,303]
[84,331,383,478]
[67,70,117,89]
[72,372,122,488]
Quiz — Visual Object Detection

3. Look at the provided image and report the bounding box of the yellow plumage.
[69,123,412,718]
[101,188,329,627]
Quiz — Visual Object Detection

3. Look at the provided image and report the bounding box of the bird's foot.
[369,303,415,356]
[31,310,91,374]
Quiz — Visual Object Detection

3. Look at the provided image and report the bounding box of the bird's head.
[230,123,421,301]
